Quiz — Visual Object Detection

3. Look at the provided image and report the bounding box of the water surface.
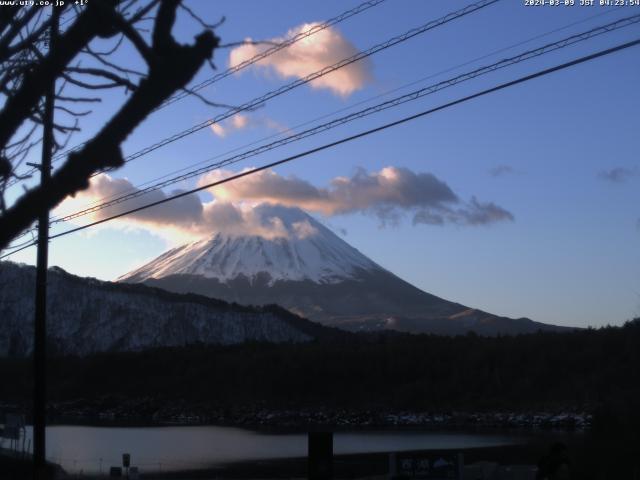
[19,425,519,474]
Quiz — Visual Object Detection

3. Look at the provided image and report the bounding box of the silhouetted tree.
[0,0,222,250]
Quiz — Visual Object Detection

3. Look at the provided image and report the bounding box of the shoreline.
[0,400,592,431]
[55,410,592,431]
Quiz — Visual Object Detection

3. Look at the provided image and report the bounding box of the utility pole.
[32,7,59,480]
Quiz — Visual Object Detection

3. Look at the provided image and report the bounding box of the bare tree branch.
[55,105,93,117]
[178,86,239,109]
[84,45,147,77]
[179,3,224,30]
[55,94,102,103]
[1,14,53,62]
[113,15,155,64]
[0,0,219,250]
[61,72,133,91]
[0,7,40,62]
[0,6,21,34]
[0,2,121,151]
[83,32,125,56]
[152,0,179,51]
[64,67,139,91]
[126,0,161,24]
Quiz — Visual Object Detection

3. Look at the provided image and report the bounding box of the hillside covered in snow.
[0,261,332,357]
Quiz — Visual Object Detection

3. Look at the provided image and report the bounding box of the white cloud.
[229,22,372,97]
[210,113,289,138]
[59,167,512,245]
[57,175,292,244]
[200,166,513,227]
[232,114,249,129]
[210,123,227,137]
[292,219,319,239]
[210,113,250,138]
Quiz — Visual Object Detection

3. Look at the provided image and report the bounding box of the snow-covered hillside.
[0,262,314,357]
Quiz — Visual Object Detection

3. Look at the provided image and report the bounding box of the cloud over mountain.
[57,175,294,243]
[60,166,512,243]
[229,22,372,96]
[202,166,513,227]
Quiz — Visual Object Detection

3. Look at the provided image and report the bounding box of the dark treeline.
[1,320,638,413]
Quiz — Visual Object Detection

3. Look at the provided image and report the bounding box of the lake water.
[13,425,520,474]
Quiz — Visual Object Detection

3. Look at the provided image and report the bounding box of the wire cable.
[38,0,389,168]
[6,6,633,243]
[28,0,495,182]
[2,35,638,259]
[50,13,640,225]
[7,0,494,189]
[99,0,500,172]
[48,4,624,222]
[159,0,389,109]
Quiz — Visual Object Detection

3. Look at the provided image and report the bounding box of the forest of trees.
[1,319,638,414]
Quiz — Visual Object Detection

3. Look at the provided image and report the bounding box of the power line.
[159,0,388,109]
[48,4,624,223]
[8,0,491,188]
[101,0,500,172]
[3,7,634,245]
[31,0,496,184]
[3,36,638,260]
[36,0,388,168]
[50,13,640,225]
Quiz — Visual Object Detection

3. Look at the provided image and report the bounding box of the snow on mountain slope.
[119,204,569,336]
[0,262,316,357]
[120,204,382,285]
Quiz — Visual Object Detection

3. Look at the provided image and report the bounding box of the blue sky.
[5,0,640,328]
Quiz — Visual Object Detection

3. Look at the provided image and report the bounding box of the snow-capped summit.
[119,204,382,285]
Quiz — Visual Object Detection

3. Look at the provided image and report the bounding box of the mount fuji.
[120,204,566,336]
